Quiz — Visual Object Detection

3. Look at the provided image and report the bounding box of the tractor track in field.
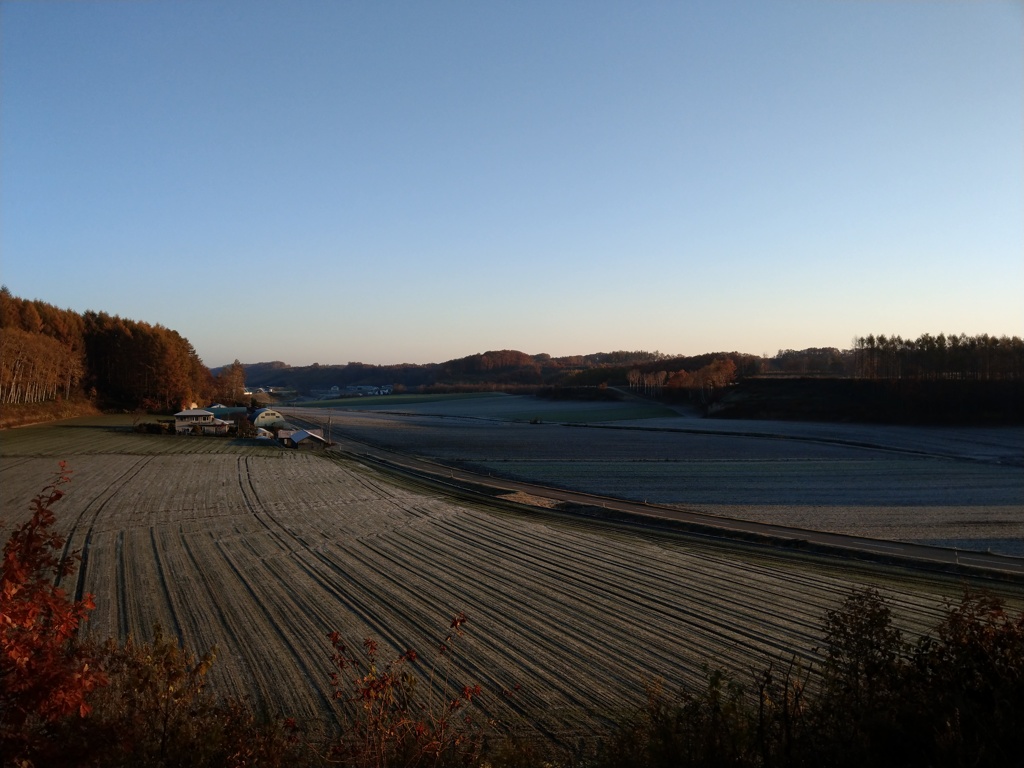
[66,455,155,603]
[3,415,1022,742]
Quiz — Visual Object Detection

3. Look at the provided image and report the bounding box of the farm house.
[173,409,232,435]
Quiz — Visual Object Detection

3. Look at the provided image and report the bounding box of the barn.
[286,429,329,450]
[248,408,286,429]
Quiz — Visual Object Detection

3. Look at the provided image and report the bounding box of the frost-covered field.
[3,415,1018,740]
[290,396,1024,556]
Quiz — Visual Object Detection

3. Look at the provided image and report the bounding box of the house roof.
[175,409,214,417]
[290,429,328,444]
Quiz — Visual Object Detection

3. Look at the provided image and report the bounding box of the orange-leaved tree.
[0,462,106,753]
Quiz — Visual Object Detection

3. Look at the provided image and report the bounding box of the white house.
[174,409,232,436]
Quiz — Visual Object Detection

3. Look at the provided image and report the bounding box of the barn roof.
[291,429,328,444]
[248,407,281,423]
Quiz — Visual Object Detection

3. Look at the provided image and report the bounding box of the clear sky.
[2,1,1022,367]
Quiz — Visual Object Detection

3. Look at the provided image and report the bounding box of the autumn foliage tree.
[1,286,213,412]
[213,359,248,405]
[0,288,86,406]
[0,463,105,760]
[1,469,300,768]
[656,358,737,406]
[82,310,211,410]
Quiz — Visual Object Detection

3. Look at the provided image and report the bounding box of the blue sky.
[2,1,1021,367]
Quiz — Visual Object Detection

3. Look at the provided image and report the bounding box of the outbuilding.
[248,407,286,428]
[286,429,329,450]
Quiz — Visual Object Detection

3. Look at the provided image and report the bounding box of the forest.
[2,286,1022,419]
[0,288,217,412]
[851,333,1024,380]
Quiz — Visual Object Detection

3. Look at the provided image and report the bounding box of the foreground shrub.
[591,660,809,768]
[806,586,912,765]
[0,463,106,764]
[804,588,1024,768]
[593,672,754,768]
[326,611,492,767]
[1,467,299,768]
[60,627,301,768]
[592,587,1024,768]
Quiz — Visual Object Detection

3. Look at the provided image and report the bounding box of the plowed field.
[286,398,1024,557]
[2,416,1022,741]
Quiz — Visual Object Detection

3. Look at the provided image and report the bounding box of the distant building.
[344,385,393,396]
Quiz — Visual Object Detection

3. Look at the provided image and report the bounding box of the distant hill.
[228,337,1024,424]
[6,283,1020,423]
[225,350,688,392]
[223,348,865,394]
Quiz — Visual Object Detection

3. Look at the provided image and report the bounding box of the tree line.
[0,289,87,406]
[5,284,1020,408]
[240,336,1024,398]
[0,287,219,411]
[852,333,1024,381]
[627,358,739,403]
